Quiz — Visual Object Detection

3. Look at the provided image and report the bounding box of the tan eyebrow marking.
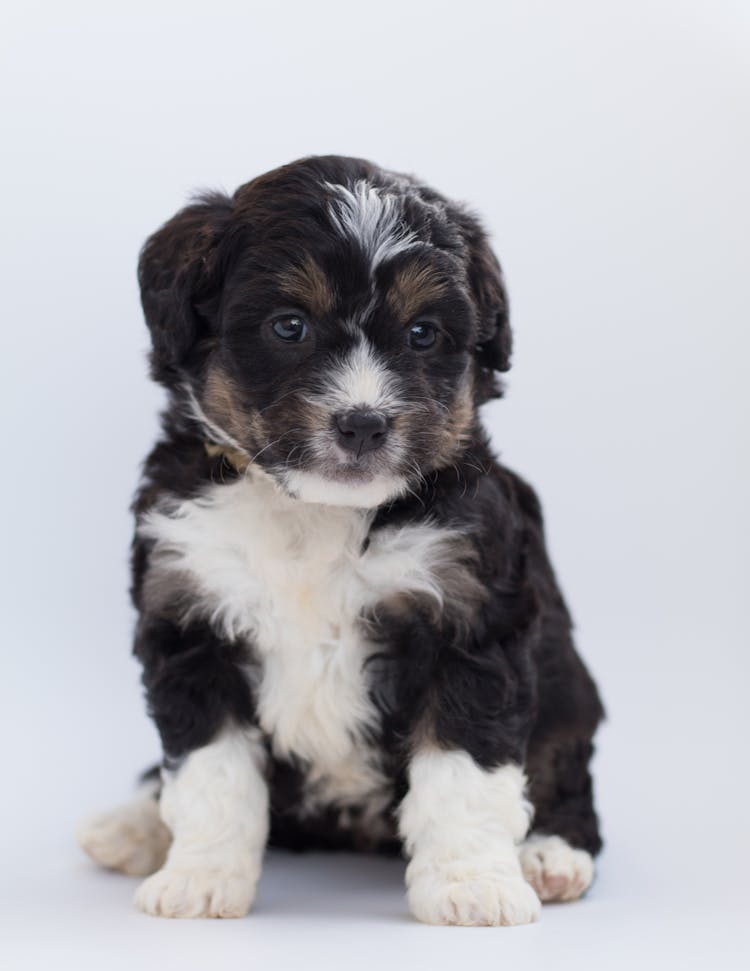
[276,256,336,318]
[386,261,449,320]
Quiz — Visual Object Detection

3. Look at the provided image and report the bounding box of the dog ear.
[138,192,233,382]
[459,214,512,398]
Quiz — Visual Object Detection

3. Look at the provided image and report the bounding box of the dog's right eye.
[271,315,309,343]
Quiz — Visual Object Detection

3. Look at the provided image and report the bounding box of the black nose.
[335,410,389,456]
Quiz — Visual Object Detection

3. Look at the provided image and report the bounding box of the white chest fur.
[140,468,459,805]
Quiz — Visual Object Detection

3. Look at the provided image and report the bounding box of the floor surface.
[4,827,747,971]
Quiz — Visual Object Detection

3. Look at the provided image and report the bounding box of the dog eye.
[272,315,309,342]
[408,321,437,350]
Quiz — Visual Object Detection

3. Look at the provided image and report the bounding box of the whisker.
[243,432,296,470]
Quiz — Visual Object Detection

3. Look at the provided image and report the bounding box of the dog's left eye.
[408,321,437,350]
[272,315,309,342]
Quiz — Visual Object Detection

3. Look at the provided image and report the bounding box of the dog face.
[139,156,511,507]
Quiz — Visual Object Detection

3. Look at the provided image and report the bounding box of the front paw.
[134,865,257,918]
[407,865,541,926]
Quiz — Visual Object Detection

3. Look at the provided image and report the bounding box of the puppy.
[78,155,604,925]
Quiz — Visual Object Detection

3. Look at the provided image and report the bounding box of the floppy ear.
[459,214,512,398]
[138,191,233,383]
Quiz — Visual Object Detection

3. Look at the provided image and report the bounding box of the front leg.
[132,613,267,918]
[135,727,268,918]
[385,531,542,927]
[399,748,540,926]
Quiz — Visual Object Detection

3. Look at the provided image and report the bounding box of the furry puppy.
[78,155,604,926]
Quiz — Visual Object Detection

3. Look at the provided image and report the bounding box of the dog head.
[139,155,511,508]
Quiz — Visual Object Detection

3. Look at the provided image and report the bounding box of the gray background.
[2,1,748,968]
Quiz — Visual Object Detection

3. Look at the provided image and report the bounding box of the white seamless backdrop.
[1,2,748,969]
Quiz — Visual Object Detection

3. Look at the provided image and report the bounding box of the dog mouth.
[269,433,410,507]
[275,422,405,482]
[318,458,387,484]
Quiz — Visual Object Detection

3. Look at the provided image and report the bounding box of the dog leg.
[398,748,540,926]
[134,727,268,918]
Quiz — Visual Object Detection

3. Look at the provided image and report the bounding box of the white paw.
[519,835,594,902]
[134,865,257,918]
[77,798,171,877]
[407,865,541,926]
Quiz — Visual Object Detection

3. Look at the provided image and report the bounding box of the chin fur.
[280,468,408,508]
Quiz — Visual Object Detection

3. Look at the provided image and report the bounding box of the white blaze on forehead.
[326,179,418,270]
[327,338,400,413]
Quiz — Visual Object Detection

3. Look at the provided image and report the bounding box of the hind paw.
[77,795,171,876]
[519,835,594,902]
